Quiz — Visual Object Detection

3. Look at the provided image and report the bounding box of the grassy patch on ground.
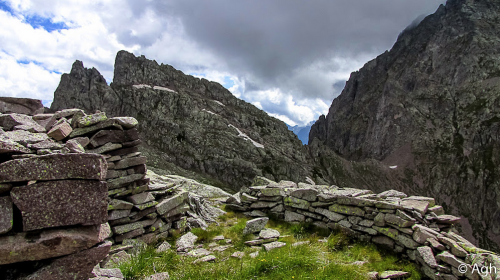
[119,211,421,280]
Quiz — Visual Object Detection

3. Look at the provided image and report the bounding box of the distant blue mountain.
[287,121,315,145]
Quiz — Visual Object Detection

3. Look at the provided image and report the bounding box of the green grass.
[118,211,422,280]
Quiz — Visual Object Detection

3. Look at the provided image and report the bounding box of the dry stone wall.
[227,178,500,280]
[0,101,111,279]
[0,97,224,278]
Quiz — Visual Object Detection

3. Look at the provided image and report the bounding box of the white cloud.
[0,51,60,100]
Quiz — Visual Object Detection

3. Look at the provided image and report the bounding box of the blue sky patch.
[222,76,235,89]
[0,1,68,32]
[17,59,62,74]
[42,100,52,107]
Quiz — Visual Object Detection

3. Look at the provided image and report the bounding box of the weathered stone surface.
[284,196,310,209]
[417,246,438,268]
[21,241,111,280]
[0,153,107,183]
[156,191,189,215]
[4,130,49,145]
[377,190,407,199]
[0,113,44,132]
[437,236,468,257]
[162,203,189,217]
[329,204,365,217]
[11,180,108,231]
[156,241,172,253]
[0,97,43,115]
[187,248,212,257]
[260,187,284,197]
[379,271,410,279]
[400,199,429,215]
[284,210,305,223]
[112,117,139,129]
[0,225,102,264]
[250,201,278,209]
[385,213,415,228]
[109,146,139,157]
[435,215,461,224]
[396,234,419,249]
[259,228,280,239]
[243,217,269,234]
[107,173,145,189]
[176,232,198,252]
[0,196,13,234]
[241,193,258,202]
[0,183,13,195]
[108,209,131,221]
[47,121,73,140]
[289,188,318,202]
[28,139,64,150]
[231,251,245,259]
[263,241,286,251]
[244,238,277,246]
[412,225,439,244]
[114,156,147,169]
[89,129,139,148]
[373,226,399,240]
[192,255,216,264]
[129,192,155,205]
[78,112,107,128]
[0,139,32,153]
[115,228,145,243]
[69,119,123,138]
[436,251,464,268]
[372,236,395,248]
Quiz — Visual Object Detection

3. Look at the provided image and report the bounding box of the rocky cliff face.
[310,0,500,251]
[51,51,324,192]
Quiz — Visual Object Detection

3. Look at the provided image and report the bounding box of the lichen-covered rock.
[0,153,107,183]
[10,180,108,231]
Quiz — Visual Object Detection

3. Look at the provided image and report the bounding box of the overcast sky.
[0,0,444,126]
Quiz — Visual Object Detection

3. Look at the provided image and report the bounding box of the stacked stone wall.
[0,97,218,278]
[227,178,500,280]
[0,101,111,279]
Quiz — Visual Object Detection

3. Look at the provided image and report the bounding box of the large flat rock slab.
[0,153,107,183]
[0,97,43,115]
[19,241,111,280]
[0,225,102,265]
[11,180,108,231]
[89,128,140,148]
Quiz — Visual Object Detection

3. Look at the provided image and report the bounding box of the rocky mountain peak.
[51,51,322,192]
[309,0,500,251]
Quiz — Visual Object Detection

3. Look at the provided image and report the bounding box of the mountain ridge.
[310,0,500,251]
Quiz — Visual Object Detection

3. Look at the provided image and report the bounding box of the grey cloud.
[120,0,445,124]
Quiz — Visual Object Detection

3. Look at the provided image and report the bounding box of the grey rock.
[243,217,269,234]
[417,246,438,268]
[379,271,410,279]
[192,255,216,264]
[259,228,280,239]
[0,97,43,115]
[263,241,286,251]
[156,241,172,253]
[289,188,318,202]
[176,232,198,252]
[284,210,305,223]
[187,248,211,257]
